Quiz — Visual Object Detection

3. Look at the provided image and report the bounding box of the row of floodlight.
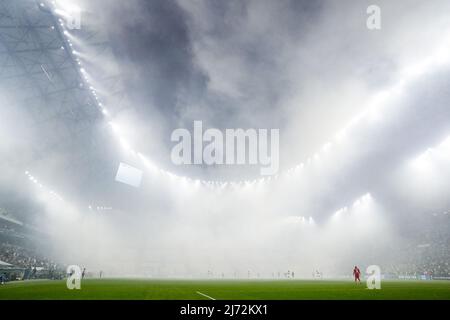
[333,193,372,218]
[24,171,63,201]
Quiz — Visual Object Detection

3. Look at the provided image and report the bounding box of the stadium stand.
[384,211,450,279]
[0,212,65,282]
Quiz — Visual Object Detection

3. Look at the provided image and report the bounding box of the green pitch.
[0,279,449,300]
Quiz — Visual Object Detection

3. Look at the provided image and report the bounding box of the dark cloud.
[107,0,208,124]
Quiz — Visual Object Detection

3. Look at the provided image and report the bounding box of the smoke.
[1,0,450,278]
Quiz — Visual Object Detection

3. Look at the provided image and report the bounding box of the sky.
[0,0,450,277]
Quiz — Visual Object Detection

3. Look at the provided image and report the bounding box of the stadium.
[1,0,450,304]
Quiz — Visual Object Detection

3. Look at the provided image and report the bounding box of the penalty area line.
[196,291,216,300]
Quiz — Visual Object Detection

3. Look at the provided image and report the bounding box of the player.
[353,266,361,284]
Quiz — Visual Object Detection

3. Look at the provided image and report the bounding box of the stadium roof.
[0,0,129,218]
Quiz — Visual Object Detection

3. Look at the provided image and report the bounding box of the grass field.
[0,279,449,300]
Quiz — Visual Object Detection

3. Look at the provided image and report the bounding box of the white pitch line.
[196,291,216,300]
